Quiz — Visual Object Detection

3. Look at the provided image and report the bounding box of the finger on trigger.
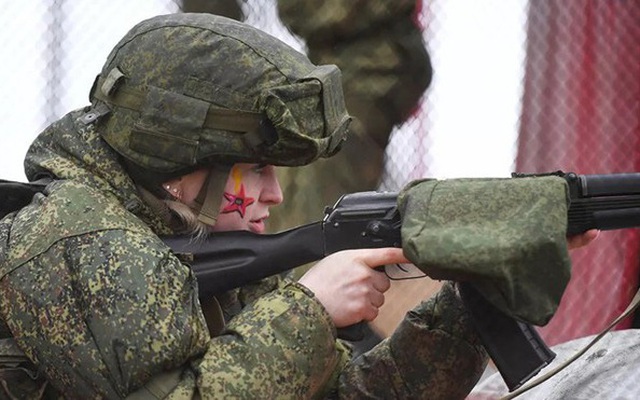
[361,248,409,268]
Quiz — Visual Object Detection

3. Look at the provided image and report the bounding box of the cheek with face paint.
[220,166,254,219]
[214,166,255,231]
[221,184,255,217]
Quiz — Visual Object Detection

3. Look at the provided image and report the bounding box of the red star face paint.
[222,184,255,217]
[212,163,282,234]
[221,166,255,218]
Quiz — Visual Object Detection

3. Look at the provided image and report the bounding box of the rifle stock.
[167,222,324,300]
[163,171,640,392]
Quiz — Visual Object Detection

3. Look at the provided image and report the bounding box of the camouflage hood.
[23,109,170,233]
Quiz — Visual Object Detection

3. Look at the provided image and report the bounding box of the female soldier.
[0,13,594,399]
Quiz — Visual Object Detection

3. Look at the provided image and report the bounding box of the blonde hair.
[164,200,210,241]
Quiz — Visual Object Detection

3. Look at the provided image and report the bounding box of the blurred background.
[1,0,639,394]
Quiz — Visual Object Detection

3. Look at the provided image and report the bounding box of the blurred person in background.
[271,0,432,234]
[274,0,435,354]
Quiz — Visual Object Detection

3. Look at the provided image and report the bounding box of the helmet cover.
[90,13,352,177]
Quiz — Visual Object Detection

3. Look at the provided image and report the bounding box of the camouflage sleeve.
[2,225,349,399]
[336,282,488,399]
[193,281,350,399]
[0,229,211,398]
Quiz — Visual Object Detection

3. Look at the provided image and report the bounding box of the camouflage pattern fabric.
[89,12,352,227]
[94,13,351,176]
[270,0,431,234]
[0,110,344,398]
[339,282,488,399]
[278,0,431,149]
[0,111,487,399]
[0,13,486,400]
[398,176,572,325]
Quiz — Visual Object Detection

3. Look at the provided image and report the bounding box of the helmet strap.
[193,165,231,226]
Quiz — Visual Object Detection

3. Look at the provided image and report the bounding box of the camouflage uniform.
[0,14,486,399]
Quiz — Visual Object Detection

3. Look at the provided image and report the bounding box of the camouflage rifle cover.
[398,176,571,325]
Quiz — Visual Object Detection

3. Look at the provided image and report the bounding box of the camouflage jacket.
[0,110,487,399]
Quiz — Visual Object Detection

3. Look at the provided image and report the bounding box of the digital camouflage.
[93,13,351,176]
[0,13,487,400]
[0,108,346,398]
[0,111,488,399]
[398,176,572,325]
[338,283,488,399]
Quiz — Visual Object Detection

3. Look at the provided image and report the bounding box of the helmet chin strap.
[192,165,232,226]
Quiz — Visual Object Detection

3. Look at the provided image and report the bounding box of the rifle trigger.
[365,221,401,247]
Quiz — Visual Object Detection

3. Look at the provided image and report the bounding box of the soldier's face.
[212,163,283,234]
[165,163,283,234]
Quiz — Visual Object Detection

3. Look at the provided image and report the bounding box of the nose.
[260,165,283,206]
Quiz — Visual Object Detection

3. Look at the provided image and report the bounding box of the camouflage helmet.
[85,13,351,224]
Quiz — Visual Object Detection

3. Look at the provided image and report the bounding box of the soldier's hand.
[298,248,408,328]
[567,229,600,250]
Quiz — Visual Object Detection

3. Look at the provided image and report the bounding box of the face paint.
[221,184,255,217]
[212,163,283,234]
[221,166,255,218]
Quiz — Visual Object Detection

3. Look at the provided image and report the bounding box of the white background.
[0,0,526,183]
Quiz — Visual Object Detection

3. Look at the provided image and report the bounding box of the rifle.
[2,171,640,391]
[162,171,640,392]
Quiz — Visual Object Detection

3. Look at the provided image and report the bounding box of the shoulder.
[42,180,150,232]
[2,180,155,276]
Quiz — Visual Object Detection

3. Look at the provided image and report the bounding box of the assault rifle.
[163,171,640,392]
[2,171,640,391]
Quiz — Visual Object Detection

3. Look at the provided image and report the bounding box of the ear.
[162,178,183,200]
